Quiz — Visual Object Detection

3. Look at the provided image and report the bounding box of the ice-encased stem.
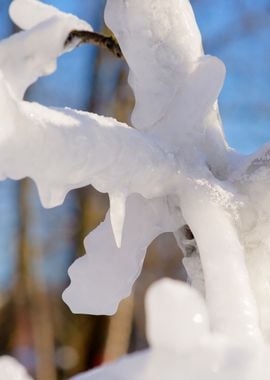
[181,185,262,341]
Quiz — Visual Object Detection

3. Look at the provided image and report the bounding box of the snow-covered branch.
[1,0,270,357]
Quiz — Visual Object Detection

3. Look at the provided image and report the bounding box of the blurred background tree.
[0,0,269,379]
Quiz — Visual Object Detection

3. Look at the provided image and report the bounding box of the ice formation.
[1,0,270,377]
[0,356,33,380]
[72,279,270,380]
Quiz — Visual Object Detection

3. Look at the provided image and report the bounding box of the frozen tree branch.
[2,3,270,375]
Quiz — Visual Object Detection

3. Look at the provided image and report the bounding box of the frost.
[0,356,33,380]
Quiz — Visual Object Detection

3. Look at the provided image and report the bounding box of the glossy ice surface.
[0,356,33,380]
[72,280,270,380]
[1,3,270,379]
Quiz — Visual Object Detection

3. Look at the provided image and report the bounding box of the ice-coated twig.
[4,0,270,345]
[65,30,123,58]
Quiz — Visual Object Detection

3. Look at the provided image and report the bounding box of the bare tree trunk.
[14,179,57,380]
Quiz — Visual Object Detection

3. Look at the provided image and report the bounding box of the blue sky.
[193,0,270,153]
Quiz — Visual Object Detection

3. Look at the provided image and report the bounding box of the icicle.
[109,192,127,248]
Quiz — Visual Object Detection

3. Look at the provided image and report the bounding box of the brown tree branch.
[65,30,123,58]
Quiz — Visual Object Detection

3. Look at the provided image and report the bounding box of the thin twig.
[65,30,123,58]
